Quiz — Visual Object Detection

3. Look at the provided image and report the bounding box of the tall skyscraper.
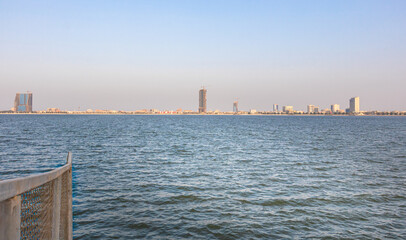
[198,87,207,113]
[233,101,239,113]
[14,92,33,113]
[349,97,360,113]
[331,104,340,113]
[273,104,278,112]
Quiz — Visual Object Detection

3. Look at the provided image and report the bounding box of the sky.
[1,0,405,112]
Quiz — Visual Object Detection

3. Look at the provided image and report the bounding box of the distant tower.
[198,87,207,113]
[331,104,340,113]
[14,92,33,113]
[349,97,360,113]
[233,100,239,113]
[273,104,278,112]
[307,105,315,113]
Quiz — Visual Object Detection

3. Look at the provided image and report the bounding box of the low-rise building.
[283,106,293,113]
[331,104,340,113]
[47,108,61,113]
[321,108,332,114]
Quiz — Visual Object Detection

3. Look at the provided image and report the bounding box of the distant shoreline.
[0,112,405,116]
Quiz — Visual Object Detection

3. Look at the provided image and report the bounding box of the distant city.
[1,89,405,116]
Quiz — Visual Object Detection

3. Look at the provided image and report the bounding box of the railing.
[0,152,72,240]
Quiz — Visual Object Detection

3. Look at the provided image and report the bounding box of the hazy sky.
[1,0,405,111]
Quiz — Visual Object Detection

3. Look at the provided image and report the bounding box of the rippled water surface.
[1,115,405,239]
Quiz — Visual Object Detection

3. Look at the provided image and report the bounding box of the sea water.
[0,115,405,239]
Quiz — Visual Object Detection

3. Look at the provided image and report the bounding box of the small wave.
[206,223,222,230]
[314,167,331,171]
[260,199,291,206]
[237,199,253,204]
[176,185,205,191]
[171,194,204,202]
[237,196,360,207]
[127,222,150,230]
[151,194,206,205]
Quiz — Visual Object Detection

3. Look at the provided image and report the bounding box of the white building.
[331,104,340,113]
[350,97,360,113]
[283,106,293,113]
[307,105,315,113]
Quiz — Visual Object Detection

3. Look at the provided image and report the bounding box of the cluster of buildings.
[4,91,405,116]
[302,97,359,114]
[262,98,360,115]
[197,88,362,115]
[234,97,360,115]
[200,89,402,116]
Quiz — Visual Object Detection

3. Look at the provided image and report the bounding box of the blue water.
[1,115,405,239]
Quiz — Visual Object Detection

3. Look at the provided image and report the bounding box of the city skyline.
[4,90,406,115]
[4,90,405,114]
[1,1,406,111]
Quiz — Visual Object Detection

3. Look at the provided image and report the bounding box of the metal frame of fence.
[0,152,72,240]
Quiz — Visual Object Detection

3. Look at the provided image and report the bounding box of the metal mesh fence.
[59,171,69,239]
[20,180,54,240]
[0,153,72,239]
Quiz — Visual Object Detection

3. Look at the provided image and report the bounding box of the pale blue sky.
[1,0,405,111]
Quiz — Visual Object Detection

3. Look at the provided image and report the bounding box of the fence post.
[67,153,73,240]
[52,176,62,239]
[0,195,21,240]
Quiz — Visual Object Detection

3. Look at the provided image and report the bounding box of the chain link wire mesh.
[20,180,54,240]
[0,153,71,239]
[19,173,71,240]
[59,171,70,239]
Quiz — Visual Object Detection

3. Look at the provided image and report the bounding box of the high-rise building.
[349,97,360,113]
[233,101,239,113]
[198,87,207,113]
[14,92,33,113]
[314,106,319,113]
[331,104,340,113]
[273,104,278,112]
[307,105,315,113]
